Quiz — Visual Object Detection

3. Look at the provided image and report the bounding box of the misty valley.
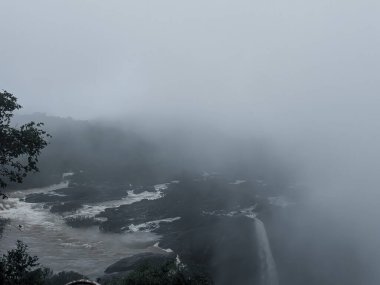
[0,114,368,285]
[2,1,380,284]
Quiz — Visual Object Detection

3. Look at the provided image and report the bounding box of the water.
[254,218,279,285]
[0,179,280,282]
[0,182,164,278]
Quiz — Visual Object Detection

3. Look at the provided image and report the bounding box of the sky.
[1,1,380,184]
[1,1,379,122]
[2,0,380,182]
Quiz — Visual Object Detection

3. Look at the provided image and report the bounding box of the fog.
[1,0,380,284]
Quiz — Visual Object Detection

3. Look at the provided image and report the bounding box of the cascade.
[254,218,279,285]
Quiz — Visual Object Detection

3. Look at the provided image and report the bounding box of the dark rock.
[157,215,261,285]
[101,175,263,283]
[25,192,69,203]
[50,201,82,213]
[133,186,156,194]
[99,177,259,233]
[65,216,100,228]
[104,252,175,274]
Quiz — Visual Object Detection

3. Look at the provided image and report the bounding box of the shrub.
[0,240,50,285]
[44,271,88,285]
[102,261,212,285]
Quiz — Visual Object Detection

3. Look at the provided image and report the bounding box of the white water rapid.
[0,179,172,278]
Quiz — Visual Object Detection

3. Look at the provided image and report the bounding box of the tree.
[0,90,50,197]
[44,271,89,285]
[0,240,50,285]
[101,261,212,285]
[0,240,91,285]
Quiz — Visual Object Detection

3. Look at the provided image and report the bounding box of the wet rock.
[104,252,175,274]
[133,186,156,194]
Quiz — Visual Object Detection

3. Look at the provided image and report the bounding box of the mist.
[1,0,380,284]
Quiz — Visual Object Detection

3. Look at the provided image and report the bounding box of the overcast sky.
[1,1,380,180]
[1,0,379,123]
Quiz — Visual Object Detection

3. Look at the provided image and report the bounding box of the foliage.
[0,238,212,285]
[102,261,212,285]
[0,90,50,193]
[0,240,88,285]
[0,240,50,285]
[44,271,87,285]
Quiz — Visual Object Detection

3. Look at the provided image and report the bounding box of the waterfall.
[254,218,279,285]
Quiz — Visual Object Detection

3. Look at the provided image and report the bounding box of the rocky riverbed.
[1,171,288,283]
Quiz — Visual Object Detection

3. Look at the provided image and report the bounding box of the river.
[0,180,163,279]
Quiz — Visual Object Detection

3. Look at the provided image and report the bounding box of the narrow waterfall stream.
[254,218,279,285]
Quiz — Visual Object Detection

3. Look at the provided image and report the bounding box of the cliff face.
[95,176,279,284]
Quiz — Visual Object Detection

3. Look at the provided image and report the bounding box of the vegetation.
[0,93,87,284]
[102,261,212,285]
[0,91,50,195]
[0,240,212,285]
[0,240,49,285]
[44,271,88,285]
[0,240,87,285]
